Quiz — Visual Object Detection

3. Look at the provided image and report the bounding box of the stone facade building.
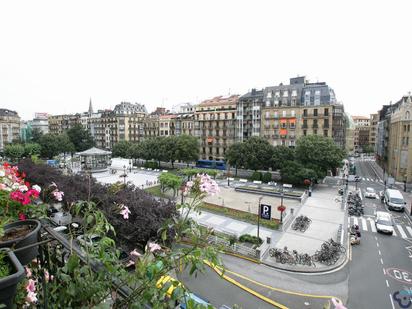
[0,109,20,150]
[194,95,238,160]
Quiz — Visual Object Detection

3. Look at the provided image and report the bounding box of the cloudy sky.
[0,0,411,120]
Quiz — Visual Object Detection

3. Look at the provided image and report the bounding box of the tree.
[280,161,317,185]
[161,136,179,168]
[271,146,295,170]
[242,137,274,171]
[39,134,75,159]
[4,144,25,162]
[66,124,95,152]
[112,141,132,158]
[31,128,43,144]
[295,135,346,177]
[158,172,182,197]
[127,142,142,163]
[24,143,42,157]
[176,135,199,166]
[225,142,245,176]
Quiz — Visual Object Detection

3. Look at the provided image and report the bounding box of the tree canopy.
[66,124,95,152]
[241,137,274,171]
[271,145,295,170]
[39,133,75,159]
[176,135,199,165]
[112,141,133,158]
[295,135,346,177]
[225,142,244,175]
[4,144,25,162]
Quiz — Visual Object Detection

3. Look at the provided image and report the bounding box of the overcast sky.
[1,0,411,120]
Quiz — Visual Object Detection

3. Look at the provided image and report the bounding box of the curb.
[204,260,288,309]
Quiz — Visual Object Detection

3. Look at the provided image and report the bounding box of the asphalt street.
[347,158,412,309]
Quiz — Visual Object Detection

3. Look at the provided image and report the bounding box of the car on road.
[364,187,377,199]
[384,188,406,211]
[375,211,394,235]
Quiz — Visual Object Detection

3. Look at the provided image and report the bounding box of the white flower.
[119,205,131,220]
[19,185,28,192]
[0,170,5,177]
[12,183,19,190]
[32,185,41,193]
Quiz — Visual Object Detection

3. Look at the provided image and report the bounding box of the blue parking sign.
[260,204,271,220]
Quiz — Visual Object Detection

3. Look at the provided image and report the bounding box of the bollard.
[266,237,271,244]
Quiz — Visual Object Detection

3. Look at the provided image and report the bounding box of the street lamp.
[123,165,127,185]
[257,196,263,240]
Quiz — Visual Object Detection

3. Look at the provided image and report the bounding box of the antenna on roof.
[228,88,231,96]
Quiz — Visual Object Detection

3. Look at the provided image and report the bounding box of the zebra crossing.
[361,177,383,183]
[349,216,412,239]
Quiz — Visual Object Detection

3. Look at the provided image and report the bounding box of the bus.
[156,275,211,308]
[196,160,226,171]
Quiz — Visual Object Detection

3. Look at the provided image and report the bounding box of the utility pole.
[257,196,263,240]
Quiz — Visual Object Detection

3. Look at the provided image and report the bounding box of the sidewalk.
[262,184,346,271]
[188,209,283,253]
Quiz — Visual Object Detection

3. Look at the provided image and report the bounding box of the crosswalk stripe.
[361,218,368,231]
[406,226,412,237]
[392,228,397,236]
[397,225,408,238]
[362,177,366,181]
[353,217,358,226]
[369,219,377,232]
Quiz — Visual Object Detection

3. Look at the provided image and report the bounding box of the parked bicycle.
[291,215,312,232]
[312,238,345,265]
[269,247,315,267]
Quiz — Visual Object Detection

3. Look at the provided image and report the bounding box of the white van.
[384,189,406,211]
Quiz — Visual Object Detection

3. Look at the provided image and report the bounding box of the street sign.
[283,184,293,188]
[260,204,272,220]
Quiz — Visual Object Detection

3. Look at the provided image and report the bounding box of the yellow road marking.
[204,260,288,309]
[204,260,343,304]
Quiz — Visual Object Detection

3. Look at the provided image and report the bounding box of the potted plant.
[0,220,41,265]
[0,248,25,308]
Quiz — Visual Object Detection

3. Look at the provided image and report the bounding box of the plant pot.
[0,248,25,309]
[0,220,41,265]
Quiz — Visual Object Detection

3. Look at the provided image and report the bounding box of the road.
[347,157,412,309]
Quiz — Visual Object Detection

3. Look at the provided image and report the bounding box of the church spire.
[88,98,93,116]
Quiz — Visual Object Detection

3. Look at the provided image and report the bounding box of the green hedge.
[251,171,262,181]
[144,161,159,169]
[200,203,279,230]
[262,172,272,183]
[239,234,263,245]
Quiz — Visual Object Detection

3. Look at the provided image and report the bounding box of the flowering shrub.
[0,162,42,221]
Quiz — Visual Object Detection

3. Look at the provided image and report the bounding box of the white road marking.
[369,219,377,232]
[406,226,412,237]
[353,217,358,226]
[396,225,408,239]
[389,294,395,309]
[377,242,380,247]
[375,236,378,241]
[380,258,384,264]
[361,218,368,231]
[386,279,389,287]
[392,229,397,236]
[378,250,381,255]
[383,268,386,275]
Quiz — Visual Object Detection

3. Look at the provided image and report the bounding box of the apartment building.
[352,116,371,152]
[194,95,238,160]
[259,76,345,148]
[236,89,264,141]
[387,95,412,182]
[369,113,378,151]
[159,114,176,136]
[48,114,81,135]
[0,109,20,150]
[345,114,356,153]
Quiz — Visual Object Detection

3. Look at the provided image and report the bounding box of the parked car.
[364,187,377,199]
[375,211,394,235]
[379,190,385,202]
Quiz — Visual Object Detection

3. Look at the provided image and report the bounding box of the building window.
[291,110,295,117]
[303,130,307,136]
[283,91,288,97]
[324,130,328,137]
[291,90,297,97]
[324,108,329,116]
[266,100,270,107]
[281,122,287,129]
[266,111,270,118]
[314,109,318,116]
[282,111,286,117]
[281,140,286,146]
[313,129,317,135]
[216,148,220,155]
[304,91,311,105]
[314,90,321,105]
[209,147,213,153]
[274,112,278,118]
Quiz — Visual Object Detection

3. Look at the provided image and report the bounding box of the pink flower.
[119,205,131,220]
[25,267,32,278]
[44,270,53,282]
[18,213,27,221]
[32,185,41,193]
[52,190,64,201]
[26,279,36,293]
[331,298,347,309]
[10,191,31,205]
[130,249,142,257]
[26,291,38,304]
[0,183,7,190]
[26,189,40,198]
[148,242,161,252]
